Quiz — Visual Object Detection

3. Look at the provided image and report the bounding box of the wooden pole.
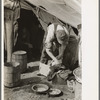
[5,20,14,62]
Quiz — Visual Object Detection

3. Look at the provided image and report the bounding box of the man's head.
[56,30,69,44]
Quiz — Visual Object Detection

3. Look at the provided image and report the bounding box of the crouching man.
[38,23,69,77]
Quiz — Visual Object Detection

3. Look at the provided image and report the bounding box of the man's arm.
[46,48,57,61]
[45,24,60,64]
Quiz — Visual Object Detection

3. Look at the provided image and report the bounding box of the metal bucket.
[52,74,67,85]
[73,67,82,100]
[4,62,21,87]
[12,51,27,73]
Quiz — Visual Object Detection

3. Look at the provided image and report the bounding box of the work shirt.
[45,23,68,49]
[40,23,68,64]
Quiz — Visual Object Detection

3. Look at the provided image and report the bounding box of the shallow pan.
[32,84,49,94]
[48,88,62,97]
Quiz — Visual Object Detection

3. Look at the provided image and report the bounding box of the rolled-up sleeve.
[45,24,55,49]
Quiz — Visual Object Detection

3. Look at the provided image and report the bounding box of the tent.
[20,0,81,28]
[4,0,81,68]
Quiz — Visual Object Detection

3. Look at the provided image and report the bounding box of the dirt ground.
[4,61,79,100]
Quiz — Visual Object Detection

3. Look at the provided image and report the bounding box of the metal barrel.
[12,51,27,73]
[4,62,21,87]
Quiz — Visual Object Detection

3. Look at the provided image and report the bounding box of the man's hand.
[52,59,62,66]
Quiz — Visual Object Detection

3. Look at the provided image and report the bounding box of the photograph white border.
[1,0,99,100]
[1,0,4,100]
[82,0,99,100]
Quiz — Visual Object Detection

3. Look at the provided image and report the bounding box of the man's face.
[56,30,69,44]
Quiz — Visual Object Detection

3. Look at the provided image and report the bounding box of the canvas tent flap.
[64,0,81,14]
[19,0,81,37]
[20,0,32,10]
[22,0,81,28]
[20,1,65,29]
[46,0,81,13]
[46,0,66,4]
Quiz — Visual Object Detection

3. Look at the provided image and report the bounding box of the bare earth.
[4,61,77,100]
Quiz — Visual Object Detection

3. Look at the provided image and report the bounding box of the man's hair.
[56,30,69,41]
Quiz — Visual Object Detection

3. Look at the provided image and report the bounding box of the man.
[39,23,70,76]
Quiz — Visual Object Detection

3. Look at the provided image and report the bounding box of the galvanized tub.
[12,51,27,73]
[4,62,21,87]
